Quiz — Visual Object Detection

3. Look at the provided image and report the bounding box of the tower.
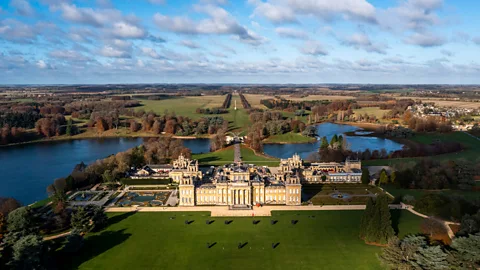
[285,175,302,206]
[179,176,195,206]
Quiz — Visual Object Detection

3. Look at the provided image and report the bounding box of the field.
[243,94,356,109]
[408,98,480,109]
[240,146,280,166]
[135,95,251,132]
[384,185,480,202]
[57,210,423,270]
[352,107,390,120]
[363,131,480,166]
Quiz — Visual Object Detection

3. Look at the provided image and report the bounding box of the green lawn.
[364,131,480,166]
[302,184,386,205]
[192,145,279,166]
[193,146,235,165]
[56,210,422,270]
[240,146,280,166]
[383,185,480,202]
[134,95,251,133]
[264,132,316,144]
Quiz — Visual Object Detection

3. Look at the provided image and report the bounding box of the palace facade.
[130,154,362,207]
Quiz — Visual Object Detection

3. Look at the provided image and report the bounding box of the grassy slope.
[364,131,480,166]
[240,146,279,166]
[193,146,234,165]
[64,210,422,270]
[383,185,480,202]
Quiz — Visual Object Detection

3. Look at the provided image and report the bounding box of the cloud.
[153,5,266,45]
[10,0,35,17]
[473,36,480,46]
[180,39,201,49]
[49,50,90,61]
[0,19,37,43]
[141,47,164,59]
[36,60,54,69]
[110,21,146,38]
[275,27,308,39]
[341,33,388,54]
[440,49,453,57]
[250,0,377,24]
[53,3,119,27]
[100,46,131,58]
[405,32,446,47]
[299,41,328,56]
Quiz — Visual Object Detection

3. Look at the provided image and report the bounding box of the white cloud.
[153,5,266,45]
[0,19,37,43]
[100,46,131,58]
[405,32,446,47]
[10,0,35,17]
[49,50,90,61]
[440,49,453,57]
[180,39,201,49]
[473,36,480,46]
[299,41,328,56]
[53,3,119,27]
[111,21,146,38]
[250,0,377,24]
[275,27,308,39]
[341,33,388,54]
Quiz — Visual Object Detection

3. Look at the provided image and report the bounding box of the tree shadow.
[197,156,221,163]
[107,211,137,227]
[272,242,280,249]
[224,220,233,225]
[270,220,278,225]
[390,209,401,235]
[238,242,248,249]
[58,229,132,269]
[252,220,260,225]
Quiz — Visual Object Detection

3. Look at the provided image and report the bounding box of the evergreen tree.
[379,170,389,185]
[320,136,329,149]
[66,118,73,136]
[10,234,45,269]
[379,235,428,269]
[413,246,449,270]
[63,230,84,253]
[330,134,338,147]
[359,197,375,239]
[71,207,91,233]
[390,171,396,184]
[450,233,480,268]
[361,168,370,185]
[364,195,395,244]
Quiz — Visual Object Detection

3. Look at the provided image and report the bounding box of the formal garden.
[302,184,386,205]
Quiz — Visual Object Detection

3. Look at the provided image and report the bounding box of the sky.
[0,0,480,84]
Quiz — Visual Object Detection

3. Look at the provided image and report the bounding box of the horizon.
[1,0,480,84]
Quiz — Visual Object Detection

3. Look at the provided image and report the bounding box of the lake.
[263,123,404,159]
[0,138,210,204]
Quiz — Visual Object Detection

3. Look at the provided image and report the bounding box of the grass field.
[240,146,279,166]
[192,145,279,166]
[353,107,390,120]
[135,95,251,132]
[383,185,480,202]
[302,184,386,205]
[58,210,423,270]
[263,132,316,144]
[363,131,480,166]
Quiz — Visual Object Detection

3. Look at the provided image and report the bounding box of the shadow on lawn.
[107,211,137,227]
[60,229,132,270]
[390,209,402,235]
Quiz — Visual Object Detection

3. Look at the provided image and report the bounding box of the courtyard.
[54,210,423,270]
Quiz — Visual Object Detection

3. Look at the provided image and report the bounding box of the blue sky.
[0,0,479,84]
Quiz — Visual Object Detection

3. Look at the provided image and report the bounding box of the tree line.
[239,93,251,109]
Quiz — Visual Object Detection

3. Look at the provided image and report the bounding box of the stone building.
[175,154,361,207]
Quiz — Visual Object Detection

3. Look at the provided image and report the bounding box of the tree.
[71,207,91,233]
[379,235,427,269]
[390,171,396,184]
[330,134,338,147]
[320,136,329,150]
[10,234,45,270]
[361,168,370,185]
[0,213,6,243]
[364,195,394,244]
[0,197,21,215]
[450,233,480,268]
[6,207,35,236]
[63,230,84,253]
[66,118,73,136]
[301,126,317,137]
[412,246,449,270]
[379,170,389,185]
[359,197,375,239]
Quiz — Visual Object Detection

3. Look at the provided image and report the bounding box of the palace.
[129,154,362,207]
